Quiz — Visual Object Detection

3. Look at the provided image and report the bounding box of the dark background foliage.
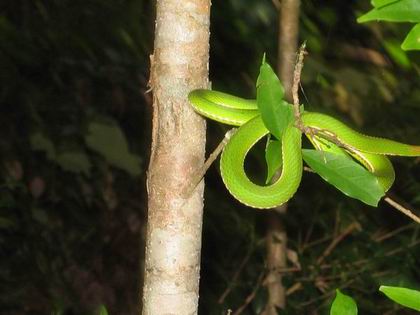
[0,1,419,314]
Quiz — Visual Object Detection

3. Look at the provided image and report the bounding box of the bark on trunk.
[264,0,300,313]
[264,210,288,312]
[142,0,210,314]
[277,0,301,101]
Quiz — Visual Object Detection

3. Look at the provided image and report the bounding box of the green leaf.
[383,40,411,68]
[372,0,399,8]
[379,286,420,311]
[265,138,282,184]
[97,305,109,315]
[330,290,358,315]
[86,121,142,176]
[401,23,420,50]
[56,151,92,176]
[30,132,56,160]
[302,149,385,206]
[256,56,293,140]
[358,0,420,23]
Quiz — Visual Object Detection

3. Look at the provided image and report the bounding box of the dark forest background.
[0,1,419,314]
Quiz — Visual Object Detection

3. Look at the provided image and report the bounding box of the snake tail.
[302,112,420,156]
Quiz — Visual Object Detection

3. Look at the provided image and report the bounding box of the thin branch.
[290,48,366,156]
[292,42,307,131]
[316,222,361,265]
[285,282,303,296]
[271,0,281,11]
[291,44,356,155]
[302,235,332,253]
[232,271,265,315]
[218,245,254,304]
[384,239,420,256]
[297,278,356,308]
[384,196,420,224]
[372,223,415,242]
[181,128,236,199]
[303,166,315,173]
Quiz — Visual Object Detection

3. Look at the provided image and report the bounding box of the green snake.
[188,89,420,209]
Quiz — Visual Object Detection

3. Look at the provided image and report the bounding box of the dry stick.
[232,271,265,315]
[303,141,420,225]
[291,44,363,154]
[372,223,415,243]
[291,44,341,153]
[298,278,356,308]
[291,240,420,301]
[291,44,364,164]
[292,42,307,131]
[316,222,360,265]
[181,128,236,199]
[271,0,281,10]
[294,238,420,309]
[384,238,420,256]
[316,241,420,282]
[302,235,332,252]
[384,196,420,224]
[290,42,420,226]
[292,49,420,224]
[286,282,303,296]
[218,245,254,304]
[314,237,420,273]
[291,42,345,153]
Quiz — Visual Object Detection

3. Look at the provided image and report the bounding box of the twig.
[232,271,265,315]
[271,0,281,11]
[372,223,415,243]
[291,42,366,160]
[181,128,236,199]
[316,222,361,265]
[303,166,315,173]
[218,246,254,304]
[384,196,420,224]
[302,235,332,253]
[299,207,320,254]
[297,278,356,308]
[290,44,356,156]
[292,42,307,132]
[384,239,420,256]
[312,236,420,273]
[286,282,303,296]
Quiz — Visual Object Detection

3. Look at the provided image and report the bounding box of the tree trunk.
[277,0,301,102]
[142,0,210,314]
[264,0,300,313]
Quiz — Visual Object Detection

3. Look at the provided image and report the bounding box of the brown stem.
[277,0,301,101]
[316,222,361,265]
[232,271,265,315]
[292,42,307,131]
[263,0,301,313]
[218,241,255,304]
[384,196,420,224]
[181,128,236,199]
